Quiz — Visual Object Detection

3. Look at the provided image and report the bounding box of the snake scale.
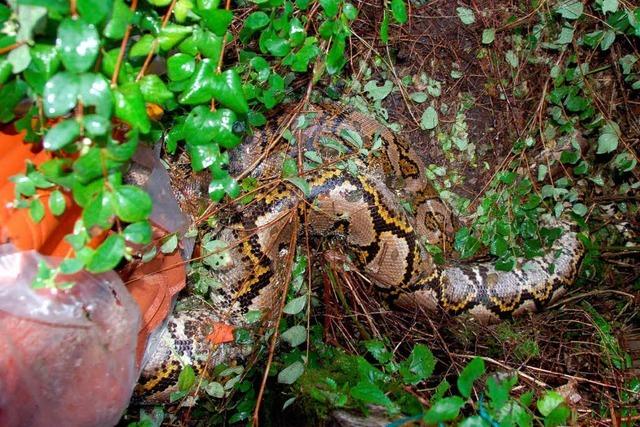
[135,103,583,402]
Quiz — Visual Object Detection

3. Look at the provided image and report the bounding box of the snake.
[134,103,584,403]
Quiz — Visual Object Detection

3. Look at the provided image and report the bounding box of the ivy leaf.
[364,80,393,101]
[245,11,270,30]
[43,119,80,150]
[456,7,475,25]
[390,0,408,24]
[457,357,485,398]
[104,0,135,40]
[200,9,233,36]
[193,29,223,60]
[211,69,250,114]
[286,177,310,196]
[79,73,113,117]
[177,365,196,391]
[167,53,196,81]
[114,82,151,133]
[56,17,100,73]
[343,2,358,20]
[281,325,307,347]
[158,23,193,50]
[129,34,157,58]
[23,44,61,95]
[399,344,436,384]
[482,28,495,44]
[283,295,307,315]
[183,105,241,148]
[597,122,620,154]
[139,75,173,105]
[29,199,45,223]
[77,0,114,24]
[179,59,216,104]
[555,0,583,20]
[277,361,304,385]
[187,143,222,171]
[113,185,152,223]
[161,233,179,254]
[319,0,339,18]
[84,114,110,136]
[420,106,438,130]
[380,10,389,44]
[83,191,115,229]
[326,36,346,75]
[423,396,465,424]
[537,391,566,416]
[350,381,395,409]
[600,0,618,14]
[123,221,152,244]
[86,234,125,273]
[48,190,66,216]
[43,72,80,117]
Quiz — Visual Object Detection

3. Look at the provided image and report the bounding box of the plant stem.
[111,0,139,87]
[135,0,177,81]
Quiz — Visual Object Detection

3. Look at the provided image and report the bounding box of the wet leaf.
[56,17,100,73]
[123,221,152,244]
[456,7,475,25]
[167,53,196,81]
[113,185,152,222]
[423,396,465,424]
[114,82,151,133]
[48,190,66,216]
[457,357,485,398]
[43,119,80,150]
[211,69,250,114]
[43,72,80,117]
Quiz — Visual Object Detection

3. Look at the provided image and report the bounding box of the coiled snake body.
[136,104,583,402]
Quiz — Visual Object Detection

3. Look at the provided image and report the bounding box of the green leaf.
[600,0,618,14]
[60,258,84,274]
[43,119,80,150]
[420,106,438,130]
[48,190,66,216]
[29,199,45,223]
[43,72,80,117]
[104,0,134,40]
[188,143,222,171]
[0,80,27,123]
[83,191,115,229]
[56,17,100,73]
[79,73,113,116]
[200,9,233,36]
[326,36,346,75]
[482,28,495,44]
[364,80,393,101]
[178,365,196,391]
[84,114,110,137]
[86,234,125,273]
[179,59,215,104]
[350,381,395,409]
[399,344,436,384]
[380,10,389,44]
[77,0,113,24]
[114,83,151,133]
[555,0,583,20]
[123,221,152,244]
[456,7,475,25]
[281,325,306,347]
[183,105,241,148]
[167,53,196,81]
[390,0,407,24]
[283,295,307,315]
[537,390,565,416]
[597,122,620,154]
[423,396,465,424]
[246,11,270,30]
[457,357,485,398]
[161,233,179,254]
[139,74,173,104]
[343,2,358,20]
[158,23,193,50]
[277,361,304,384]
[319,0,339,18]
[410,92,428,103]
[211,69,250,114]
[23,44,61,95]
[286,177,311,196]
[113,185,152,223]
[129,34,157,58]
[505,50,519,68]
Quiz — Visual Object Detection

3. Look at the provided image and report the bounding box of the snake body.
[135,104,583,402]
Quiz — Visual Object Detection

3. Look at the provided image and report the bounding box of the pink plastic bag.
[0,245,141,427]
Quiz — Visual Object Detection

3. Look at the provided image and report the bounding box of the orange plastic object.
[0,126,81,257]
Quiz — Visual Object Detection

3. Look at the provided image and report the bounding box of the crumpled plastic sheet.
[0,245,141,427]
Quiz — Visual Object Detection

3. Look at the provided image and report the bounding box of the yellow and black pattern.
[136,103,584,402]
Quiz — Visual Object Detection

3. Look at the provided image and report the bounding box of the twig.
[111,0,139,87]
